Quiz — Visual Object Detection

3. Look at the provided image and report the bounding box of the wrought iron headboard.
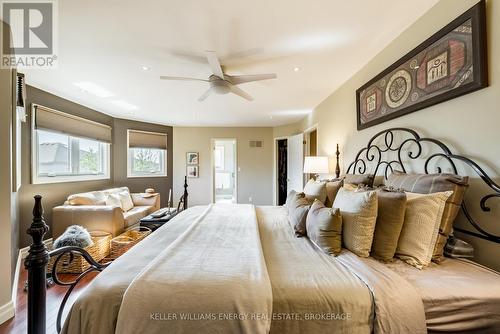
[345,127,499,244]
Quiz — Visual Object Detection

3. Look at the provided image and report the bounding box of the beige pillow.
[371,188,407,261]
[288,196,312,237]
[306,200,342,255]
[333,187,378,257]
[396,191,453,269]
[105,193,123,210]
[303,179,327,203]
[324,179,343,207]
[387,171,468,262]
[118,191,134,211]
[284,190,302,209]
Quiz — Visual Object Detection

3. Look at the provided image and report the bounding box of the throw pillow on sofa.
[105,193,123,210]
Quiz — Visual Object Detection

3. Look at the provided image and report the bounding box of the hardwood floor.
[0,266,98,334]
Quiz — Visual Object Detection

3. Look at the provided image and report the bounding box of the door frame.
[210,138,238,203]
[273,136,288,205]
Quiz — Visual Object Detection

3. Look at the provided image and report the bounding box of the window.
[127,130,168,178]
[129,148,166,176]
[34,129,110,183]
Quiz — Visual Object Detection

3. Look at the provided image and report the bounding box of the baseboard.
[0,301,15,326]
[11,238,53,310]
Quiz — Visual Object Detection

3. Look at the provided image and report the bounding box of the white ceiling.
[24,0,439,127]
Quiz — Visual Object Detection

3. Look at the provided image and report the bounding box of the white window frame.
[127,130,168,178]
[32,126,111,185]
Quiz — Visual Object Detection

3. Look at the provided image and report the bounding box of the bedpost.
[24,195,49,334]
[183,175,188,210]
[335,144,341,179]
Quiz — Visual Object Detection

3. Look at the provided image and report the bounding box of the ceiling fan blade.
[160,76,208,82]
[205,51,225,79]
[226,73,277,85]
[198,87,213,102]
[230,85,253,101]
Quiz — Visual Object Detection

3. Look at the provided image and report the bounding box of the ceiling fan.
[160,51,277,101]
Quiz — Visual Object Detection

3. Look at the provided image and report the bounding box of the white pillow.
[333,187,378,257]
[105,194,123,210]
[396,191,453,269]
[303,179,327,203]
[118,191,134,212]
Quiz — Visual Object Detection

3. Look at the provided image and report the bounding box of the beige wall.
[274,0,500,270]
[173,127,273,206]
[0,21,14,323]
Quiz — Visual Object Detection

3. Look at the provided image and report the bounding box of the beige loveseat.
[52,187,160,239]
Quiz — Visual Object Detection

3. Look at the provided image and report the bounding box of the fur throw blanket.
[53,225,94,249]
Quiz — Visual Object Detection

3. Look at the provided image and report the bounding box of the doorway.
[212,139,237,203]
[276,139,288,205]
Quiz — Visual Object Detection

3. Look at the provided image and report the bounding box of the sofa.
[52,187,160,239]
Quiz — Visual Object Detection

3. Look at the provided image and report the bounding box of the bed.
[24,128,500,334]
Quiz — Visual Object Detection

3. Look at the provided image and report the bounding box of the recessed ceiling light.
[293,67,300,72]
[141,65,151,71]
[74,82,114,98]
[111,100,138,110]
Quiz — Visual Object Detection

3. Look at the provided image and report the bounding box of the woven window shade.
[128,130,167,149]
[33,104,112,143]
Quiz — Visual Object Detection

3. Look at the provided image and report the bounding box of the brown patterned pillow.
[325,179,343,207]
[306,200,342,255]
[344,174,375,187]
[386,170,468,262]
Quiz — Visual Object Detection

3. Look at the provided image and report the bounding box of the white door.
[287,133,304,193]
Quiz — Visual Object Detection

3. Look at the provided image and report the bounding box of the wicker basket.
[109,227,151,259]
[48,231,111,274]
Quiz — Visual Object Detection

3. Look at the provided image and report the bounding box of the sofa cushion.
[67,191,106,206]
[118,191,134,212]
[105,194,123,210]
[103,187,130,195]
[123,206,151,228]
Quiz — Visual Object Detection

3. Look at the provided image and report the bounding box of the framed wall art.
[356,0,487,130]
[186,152,199,165]
[186,165,199,178]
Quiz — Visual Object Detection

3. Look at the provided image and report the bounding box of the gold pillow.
[306,199,342,256]
[324,179,343,207]
[333,187,378,257]
[386,171,468,262]
[395,191,453,269]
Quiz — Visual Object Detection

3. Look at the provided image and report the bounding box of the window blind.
[128,129,167,149]
[33,104,112,143]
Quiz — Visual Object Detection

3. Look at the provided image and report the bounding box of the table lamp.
[303,156,329,180]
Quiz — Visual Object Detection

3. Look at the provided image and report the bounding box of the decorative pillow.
[118,191,134,212]
[105,193,123,210]
[289,196,313,237]
[285,190,304,213]
[306,199,342,255]
[371,188,407,261]
[303,179,327,203]
[67,191,106,206]
[53,225,93,249]
[387,170,469,262]
[324,179,343,207]
[333,187,378,257]
[344,174,375,187]
[395,191,453,269]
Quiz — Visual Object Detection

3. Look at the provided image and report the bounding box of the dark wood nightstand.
[140,209,178,231]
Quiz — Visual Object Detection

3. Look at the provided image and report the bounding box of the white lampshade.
[303,156,329,174]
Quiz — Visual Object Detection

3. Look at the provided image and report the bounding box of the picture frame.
[186,152,199,165]
[186,165,199,178]
[356,0,487,130]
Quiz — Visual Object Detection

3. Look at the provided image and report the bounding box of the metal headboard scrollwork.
[346,127,500,244]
